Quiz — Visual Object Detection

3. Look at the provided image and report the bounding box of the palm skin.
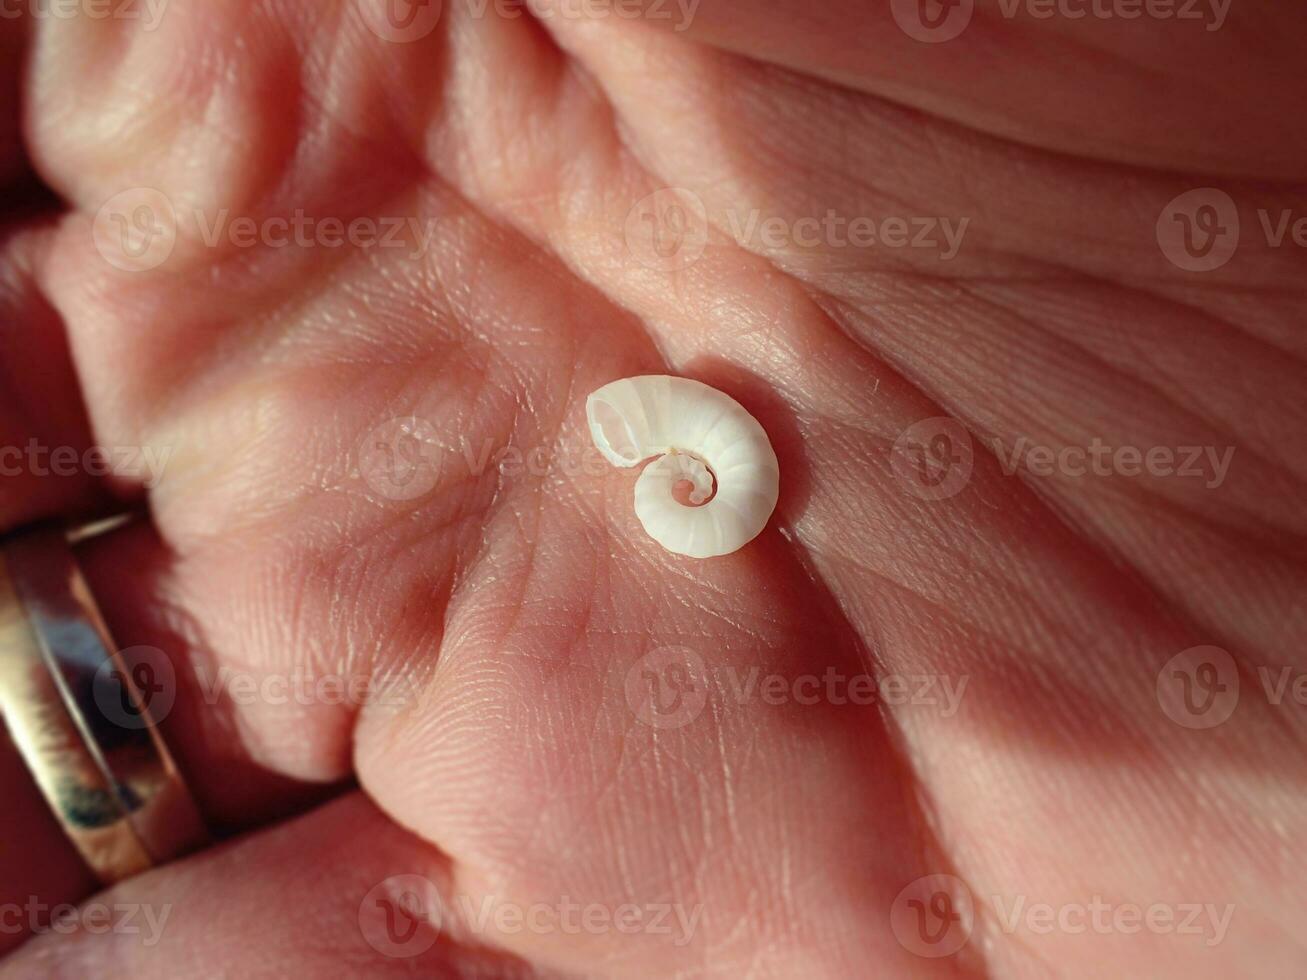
[1,0,1305,976]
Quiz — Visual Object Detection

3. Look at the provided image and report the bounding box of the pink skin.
[1,1,1305,976]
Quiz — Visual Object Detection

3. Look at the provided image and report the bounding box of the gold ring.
[0,524,208,885]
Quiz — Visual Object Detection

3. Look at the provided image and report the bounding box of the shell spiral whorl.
[586,375,780,558]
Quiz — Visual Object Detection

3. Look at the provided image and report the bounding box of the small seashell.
[586,375,780,558]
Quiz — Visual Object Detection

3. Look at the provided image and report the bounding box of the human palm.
[2,1,1305,976]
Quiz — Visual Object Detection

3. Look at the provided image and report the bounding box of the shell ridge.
[588,375,780,558]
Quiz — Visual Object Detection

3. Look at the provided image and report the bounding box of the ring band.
[0,524,207,884]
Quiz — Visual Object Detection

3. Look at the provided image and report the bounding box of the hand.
[1,1,1304,975]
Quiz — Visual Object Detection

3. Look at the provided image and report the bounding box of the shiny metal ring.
[0,524,207,885]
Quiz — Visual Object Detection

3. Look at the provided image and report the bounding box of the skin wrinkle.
[807,290,1307,645]
[784,238,1305,481]
[634,8,1198,175]
[801,478,1107,674]
[630,53,1307,325]
[1043,475,1307,627]
[987,425,1307,657]
[931,281,1307,510]
[816,543,1085,708]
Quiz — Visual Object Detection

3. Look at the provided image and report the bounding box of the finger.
[505,9,1307,660]
[76,519,348,833]
[448,11,1307,974]
[21,7,946,971]
[0,219,115,530]
[610,0,1307,178]
[0,9,145,911]
[0,10,126,530]
[0,729,97,957]
[0,518,344,951]
[0,793,542,978]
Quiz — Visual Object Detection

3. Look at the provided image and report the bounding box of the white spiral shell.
[586,375,780,558]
